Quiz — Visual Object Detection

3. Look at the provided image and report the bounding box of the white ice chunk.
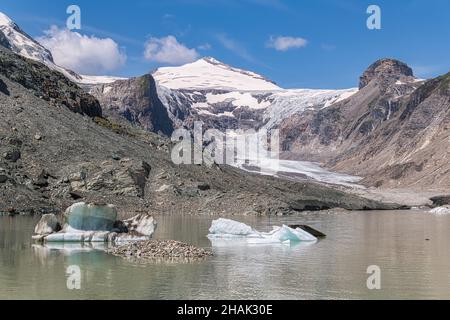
[209,218,256,237]
[64,202,117,231]
[429,207,450,215]
[208,219,317,244]
[266,225,318,242]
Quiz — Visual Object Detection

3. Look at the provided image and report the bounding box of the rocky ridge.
[279,59,450,189]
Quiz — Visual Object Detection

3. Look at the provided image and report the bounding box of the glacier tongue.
[262,88,358,129]
[208,218,317,244]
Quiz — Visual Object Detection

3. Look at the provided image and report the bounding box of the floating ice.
[429,207,450,215]
[208,218,255,237]
[64,202,117,231]
[32,203,157,243]
[208,218,317,244]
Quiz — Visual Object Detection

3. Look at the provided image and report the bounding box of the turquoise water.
[1,210,450,299]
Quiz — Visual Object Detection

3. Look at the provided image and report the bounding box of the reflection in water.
[1,211,450,299]
[31,243,111,266]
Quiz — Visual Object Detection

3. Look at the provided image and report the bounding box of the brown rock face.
[359,58,414,89]
[0,46,102,117]
[278,60,450,189]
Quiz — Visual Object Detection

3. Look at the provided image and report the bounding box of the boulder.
[34,214,61,235]
[198,183,211,191]
[3,149,20,162]
[0,174,8,183]
[33,170,50,188]
[63,202,117,231]
[430,195,450,207]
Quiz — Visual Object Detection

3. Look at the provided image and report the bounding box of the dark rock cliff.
[89,74,173,136]
[0,45,102,117]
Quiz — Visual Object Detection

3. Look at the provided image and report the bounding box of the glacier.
[208,218,317,245]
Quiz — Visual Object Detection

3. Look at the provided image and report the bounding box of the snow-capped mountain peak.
[0,11,54,64]
[153,57,281,91]
[0,12,13,26]
[0,11,125,86]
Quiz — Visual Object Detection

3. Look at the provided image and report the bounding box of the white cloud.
[198,43,212,50]
[216,33,255,62]
[37,26,127,75]
[266,36,308,51]
[144,35,199,65]
[411,65,442,78]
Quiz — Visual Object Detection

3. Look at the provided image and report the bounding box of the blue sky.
[1,0,450,88]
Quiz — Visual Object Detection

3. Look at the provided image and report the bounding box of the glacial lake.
[1,210,450,300]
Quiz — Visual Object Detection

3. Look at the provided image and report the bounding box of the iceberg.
[64,202,117,231]
[208,218,317,244]
[32,202,157,243]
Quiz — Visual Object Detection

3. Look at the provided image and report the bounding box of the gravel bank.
[108,240,213,262]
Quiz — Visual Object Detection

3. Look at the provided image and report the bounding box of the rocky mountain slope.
[3,11,447,191]
[0,44,400,216]
[89,56,450,191]
[279,59,450,189]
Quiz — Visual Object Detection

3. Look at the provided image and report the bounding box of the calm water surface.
[1,210,450,299]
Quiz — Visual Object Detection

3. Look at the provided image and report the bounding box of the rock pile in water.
[109,240,213,260]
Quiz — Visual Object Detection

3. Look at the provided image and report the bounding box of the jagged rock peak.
[359,58,414,89]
